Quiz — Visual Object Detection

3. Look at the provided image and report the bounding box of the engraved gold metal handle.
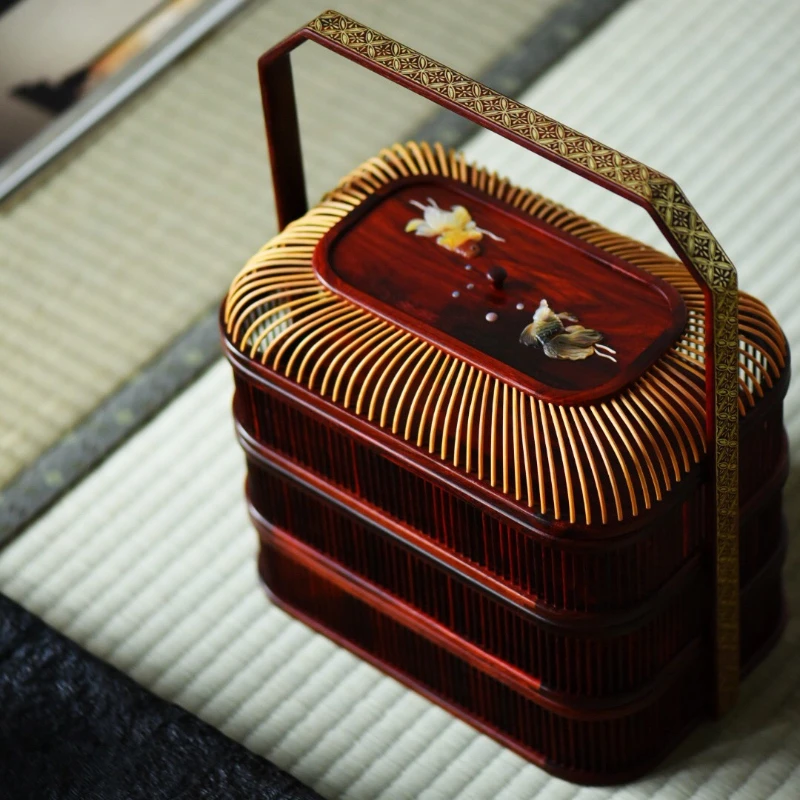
[257,8,740,714]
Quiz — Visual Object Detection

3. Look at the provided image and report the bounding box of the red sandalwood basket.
[220,10,789,784]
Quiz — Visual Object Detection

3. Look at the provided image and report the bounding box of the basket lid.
[223,142,785,529]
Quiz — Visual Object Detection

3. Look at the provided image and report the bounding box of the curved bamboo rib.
[591,406,636,518]
[375,338,427,426]
[560,406,591,524]
[539,399,560,520]
[477,370,491,481]
[619,394,670,493]
[268,300,349,366]
[309,316,376,390]
[453,366,475,469]
[489,379,500,488]
[637,381,691,472]
[254,296,332,361]
[628,389,682,481]
[465,370,485,474]
[612,398,661,503]
[519,396,534,509]
[227,272,317,335]
[549,404,575,523]
[642,373,703,461]
[603,403,650,511]
[342,327,404,408]
[235,283,318,346]
[415,354,451,447]
[282,306,356,375]
[512,388,522,502]
[425,357,458,453]
[570,407,607,525]
[357,332,413,416]
[580,407,623,522]
[442,362,468,461]
[224,141,787,527]
[529,397,546,515]
[502,384,510,495]
[295,309,364,384]
[323,319,387,398]
[392,344,435,434]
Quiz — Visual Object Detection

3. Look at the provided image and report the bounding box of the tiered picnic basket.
[221,11,789,784]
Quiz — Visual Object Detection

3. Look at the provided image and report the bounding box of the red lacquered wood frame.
[248,453,710,703]
[254,10,743,711]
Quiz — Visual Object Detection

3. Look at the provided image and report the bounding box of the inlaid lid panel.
[315,176,687,404]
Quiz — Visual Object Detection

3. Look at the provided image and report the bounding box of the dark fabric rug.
[0,594,319,800]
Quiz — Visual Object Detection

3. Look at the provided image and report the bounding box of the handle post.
[260,51,307,229]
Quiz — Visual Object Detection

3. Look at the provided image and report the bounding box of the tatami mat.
[2,0,799,797]
[0,0,563,490]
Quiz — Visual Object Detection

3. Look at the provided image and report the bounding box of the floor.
[1,0,799,798]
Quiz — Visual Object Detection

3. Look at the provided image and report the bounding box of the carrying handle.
[258,9,740,714]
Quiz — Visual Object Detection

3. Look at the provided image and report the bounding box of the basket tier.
[230,361,787,616]
[240,387,785,699]
[257,513,785,784]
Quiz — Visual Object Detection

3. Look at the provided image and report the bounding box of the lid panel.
[315,176,687,405]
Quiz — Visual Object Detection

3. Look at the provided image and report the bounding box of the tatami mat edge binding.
[0,0,627,543]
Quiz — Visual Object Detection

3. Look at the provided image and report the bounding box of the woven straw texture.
[0,0,561,490]
[2,0,799,797]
